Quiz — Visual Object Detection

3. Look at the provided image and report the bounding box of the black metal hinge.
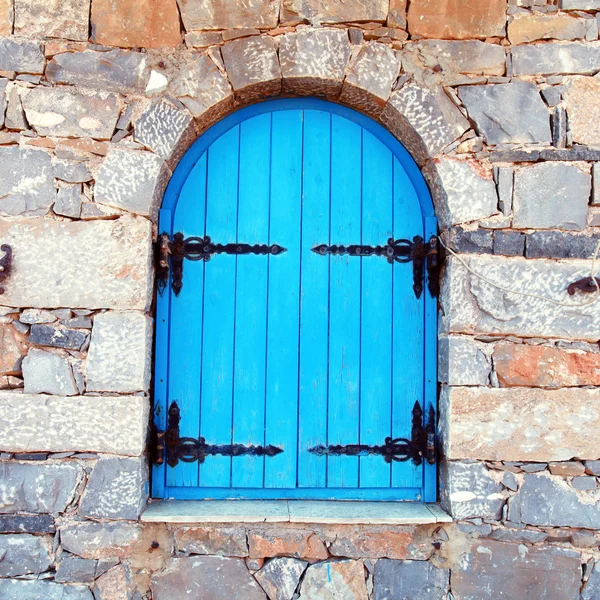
[312,236,441,298]
[0,244,12,295]
[152,401,284,467]
[308,401,437,467]
[157,232,286,296]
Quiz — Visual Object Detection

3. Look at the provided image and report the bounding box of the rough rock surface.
[0,37,45,74]
[508,13,586,45]
[55,556,98,583]
[0,534,52,576]
[0,580,93,600]
[299,559,368,600]
[255,557,307,600]
[14,0,90,41]
[564,76,600,148]
[0,323,27,376]
[22,348,78,395]
[61,521,143,559]
[440,387,600,461]
[176,527,249,556]
[562,0,600,7]
[281,0,388,24]
[178,0,279,30]
[0,0,11,35]
[248,529,328,560]
[328,529,433,560]
[511,42,600,75]
[0,392,149,455]
[93,564,135,600]
[374,559,450,600]
[0,514,55,534]
[438,336,491,386]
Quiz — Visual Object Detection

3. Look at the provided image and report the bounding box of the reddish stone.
[493,343,600,388]
[58,138,110,156]
[0,0,12,36]
[388,0,407,28]
[91,0,182,48]
[248,528,328,560]
[175,527,248,557]
[0,323,28,376]
[407,0,507,40]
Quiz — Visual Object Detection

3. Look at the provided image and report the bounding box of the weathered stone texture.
[407,0,508,39]
[0,147,55,216]
[151,556,267,600]
[0,0,12,35]
[458,81,551,146]
[61,521,143,560]
[582,562,600,600]
[29,324,88,350]
[526,231,600,259]
[21,88,120,140]
[222,36,282,103]
[91,0,182,48]
[282,0,388,24]
[0,462,81,514]
[374,560,450,600]
[279,29,352,98]
[0,392,149,455]
[508,13,586,44]
[94,564,135,600]
[256,557,307,600]
[440,387,600,461]
[0,580,93,600]
[0,323,27,375]
[438,336,491,386]
[381,84,469,166]
[176,526,249,556]
[86,311,152,393]
[513,163,590,230]
[0,534,52,576]
[178,0,279,30]
[0,37,44,74]
[442,255,600,340]
[0,514,55,534]
[22,348,78,395]
[0,217,152,310]
[424,159,498,228]
[388,0,406,28]
[511,42,600,75]
[564,76,600,148]
[562,0,600,8]
[14,0,90,41]
[452,540,581,600]
[55,556,98,583]
[249,529,328,560]
[299,559,368,600]
[53,160,93,184]
[55,185,84,218]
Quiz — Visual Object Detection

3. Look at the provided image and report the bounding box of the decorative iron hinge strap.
[157,232,287,296]
[152,401,284,468]
[0,244,12,295]
[308,401,436,467]
[312,236,440,298]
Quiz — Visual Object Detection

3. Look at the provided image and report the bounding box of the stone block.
[513,163,589,230]
[279,29,352,98]
[0,147,55,216]
[562,0,600,8]
[443,228,493,254]
[91,0,181,48]
[424,159,498,228]
[151,556,266,600]
[594,163,600,205]
[407,0,507,39]
[374,559,450,600]
[458,81,551,146]
[0,534,52,576]
[489,528,548,543]
[248,529,328,560]
[222,36,281,104]
[381,84,470,166]
[0,77,7,128]
[493,231,524,257]
[299,559,368,600]
[438,336,491,386]
[388,0,406,28]
[0,514,55,533]
[549,461,586,476]
[0,392,149,455]
[0,37,44,74]
[512,42,600,75]
[340,42,400,116]
[582,561,600,600]
[29,324,88,350]
[564,76,600,148]
[440,387,600,461]
[14,0,90,41]
[508,13,586,44]
[54,185,83,218]
[94,564,135,600]
[176,526,249,556]
[0,580,93,600]
[46,49,149,94]
[526,231,600,259]
[493,343,600,388]
[585,460,600,475]
[255,557,307,600]
[21,88,120,140]
[79,456,148,520]
[53,160,93,183]
[442,254,600,340]
[439,461,505,520]
[452,540,581,600]
[22,348,78,395]
[56,557,98,583]
[178,0,279,30]
[0,322,27,375]
[0,462,81,514]
[61,521,143,559]
[282,0,388,24]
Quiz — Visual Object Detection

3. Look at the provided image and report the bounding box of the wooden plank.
[198,126,239,488]
[264,109,303,488]
[232,114,271,488]
[359,130,393,488]
[327,115,362,488]
[297,109,330,489]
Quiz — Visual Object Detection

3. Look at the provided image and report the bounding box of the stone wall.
[1,0,600,598]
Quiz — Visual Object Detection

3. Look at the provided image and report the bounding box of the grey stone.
[29,324,88,350]
[456,522,493,536]
[552,106,567,148]
[281,0,388,24]
[594,163,600,206]
[93,564,135,600]
[21,88,120,140]
[490,149,540,163]
[56,556,98,583]
[501,471,518,491]
[541,85,564,107]
[495,167,513,215]
[582,561,600,600]
[571,476,597,490]
[0,462,81,514]
[279,29,352,98]
[53,160,92,184]
[22,348,78,396]
[4,87,27,129]
[86,311,152,393]
[20,309,56,324]
[0,580,93,600]
[513,163,590,230]
[61,521,143,559]
[489,528,548,543]
[374,559,449,600]
[0,534,52,576]
[494,231,525,257]
[512,42,600,75]
[526,231,600,259]
[0,37,44,74]
[94,148,169,220]
[175,527,248,556]
[458,82,551,146]
[299,560,368,600]
[381,83,470,166]
[0,392,149,455]
[79,456,148,520]
[440,461,506,520]
[222,36,282,104]
[63,316,92,328]
[0,78,7,128]
[562,0,600,8]
[46,49,149,94]
[54,185,83,218]
[443,228,493,254]
[570,531,598,547]
[255,557,307,600]
[151,556,266,600]
[134,98,196,164]
[0,514,55,533]
[521,463,547,473]
[438,336,491,386]
[585,460,600,476]
[11,320,29,334]
[178,0,279,29]
[0,147,55,216]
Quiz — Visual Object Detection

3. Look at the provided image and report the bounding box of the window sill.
[141,500,451,525]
